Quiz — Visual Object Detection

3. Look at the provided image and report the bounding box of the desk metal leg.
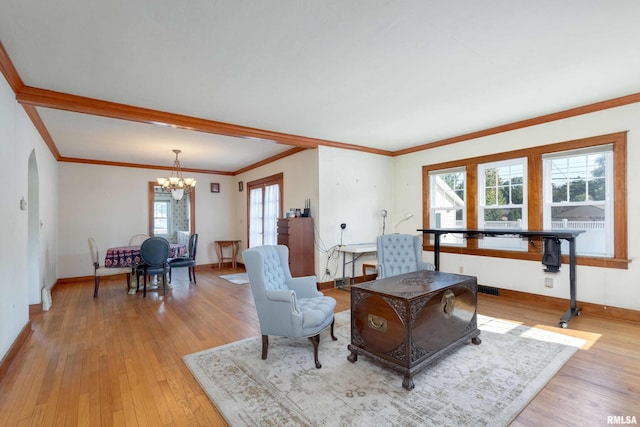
[350,254,357,285]
[342,251,347,284]
[434,234,441,271]
[559,238,581,328]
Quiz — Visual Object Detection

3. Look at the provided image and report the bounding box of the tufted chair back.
[259,246,289,291]
[376,234,435,279]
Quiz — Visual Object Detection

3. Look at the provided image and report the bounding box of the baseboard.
[56,262,247,285]
[0,321,32,384]
[320,276,640,324]
[57,275,93,285]
[495,288,640,324]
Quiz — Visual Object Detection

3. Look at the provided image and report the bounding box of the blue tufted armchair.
[243,245,337,368]
[376,233,435,279]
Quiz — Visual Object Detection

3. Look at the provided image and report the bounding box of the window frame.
[421,131,628,269]
[542,145,614,257]
[477,157,528,251]
[153,200,171,236]
[428,167,467,246]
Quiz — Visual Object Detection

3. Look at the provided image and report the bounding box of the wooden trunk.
[348,270,481,390]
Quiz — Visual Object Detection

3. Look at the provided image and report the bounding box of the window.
[421,132,627,269]
[247,173,283,248]
[153,200,171,235]
[429,168,466,246]
[543,145,613,257]
[477,158,528,250]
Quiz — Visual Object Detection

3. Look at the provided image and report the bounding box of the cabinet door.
[280,218,314,277]
[277,219,289,246]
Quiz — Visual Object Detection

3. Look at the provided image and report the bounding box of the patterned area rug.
[183,310,584,426]
[218,273,249,285]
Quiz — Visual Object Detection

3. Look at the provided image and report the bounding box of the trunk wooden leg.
[261,335,269,360]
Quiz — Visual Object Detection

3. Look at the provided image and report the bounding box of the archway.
[27,150,42,307]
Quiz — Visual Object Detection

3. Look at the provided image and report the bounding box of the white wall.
[394,103,640,311]
[0,76,58,360]
[235,149,320,256]
[317,146,393,281]
[58,163,236,278]
[235,147,393,282]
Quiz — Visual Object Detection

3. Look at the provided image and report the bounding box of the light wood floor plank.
[0,268,638,426]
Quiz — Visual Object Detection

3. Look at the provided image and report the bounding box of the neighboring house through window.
[428,167,466,246]
[543,145,613,257]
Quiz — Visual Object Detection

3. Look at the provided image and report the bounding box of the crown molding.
[395,92,640,156]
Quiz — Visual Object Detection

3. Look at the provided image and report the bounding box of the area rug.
[183,310,584,426]
[219,273,249,285]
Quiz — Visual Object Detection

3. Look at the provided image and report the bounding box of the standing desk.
[418,228,585,328]
[337,243,377,287]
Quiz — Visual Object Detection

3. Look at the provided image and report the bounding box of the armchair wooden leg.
[330,318,337,341]
[93,276,100,298]
[309,334,321,369]
[261,335,269,360]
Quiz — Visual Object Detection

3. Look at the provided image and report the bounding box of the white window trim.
[477,157,528,251]
[429,167,466,246]
[542,146,614,257]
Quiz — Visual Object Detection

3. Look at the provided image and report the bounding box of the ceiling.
[1,1,640,174]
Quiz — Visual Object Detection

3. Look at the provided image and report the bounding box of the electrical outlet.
[334,278,350,288]
[545,277,554,288]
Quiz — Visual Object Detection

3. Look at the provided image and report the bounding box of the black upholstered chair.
[135,237,170,297]
[168,233,198,284]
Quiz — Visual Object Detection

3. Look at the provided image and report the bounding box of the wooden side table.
[215,240,241,269]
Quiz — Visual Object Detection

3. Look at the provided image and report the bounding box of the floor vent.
[478,285,500,296]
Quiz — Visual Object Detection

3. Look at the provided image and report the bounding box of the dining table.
[105,243,187,294]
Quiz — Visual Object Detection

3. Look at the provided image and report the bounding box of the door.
[247,173,283,248]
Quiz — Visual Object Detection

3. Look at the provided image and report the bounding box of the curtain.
[263,184,280,245]
[249,187,263,247]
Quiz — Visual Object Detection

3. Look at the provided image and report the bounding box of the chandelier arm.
[157,149,196,200]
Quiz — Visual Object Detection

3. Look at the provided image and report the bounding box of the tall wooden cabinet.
[277,217,314,277]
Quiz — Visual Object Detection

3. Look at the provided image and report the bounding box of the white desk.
[337,243,377,287]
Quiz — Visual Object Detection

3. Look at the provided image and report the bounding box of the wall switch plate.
[545,277,554,288]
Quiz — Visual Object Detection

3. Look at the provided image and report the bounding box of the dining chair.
[128,233,150,246]
[88,237,132,297]
[135,237,170,297]
[168,233,198,283]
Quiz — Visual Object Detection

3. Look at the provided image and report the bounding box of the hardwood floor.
[1,268,638,426]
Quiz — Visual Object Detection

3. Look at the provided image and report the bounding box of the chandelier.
[157,149,196,201]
